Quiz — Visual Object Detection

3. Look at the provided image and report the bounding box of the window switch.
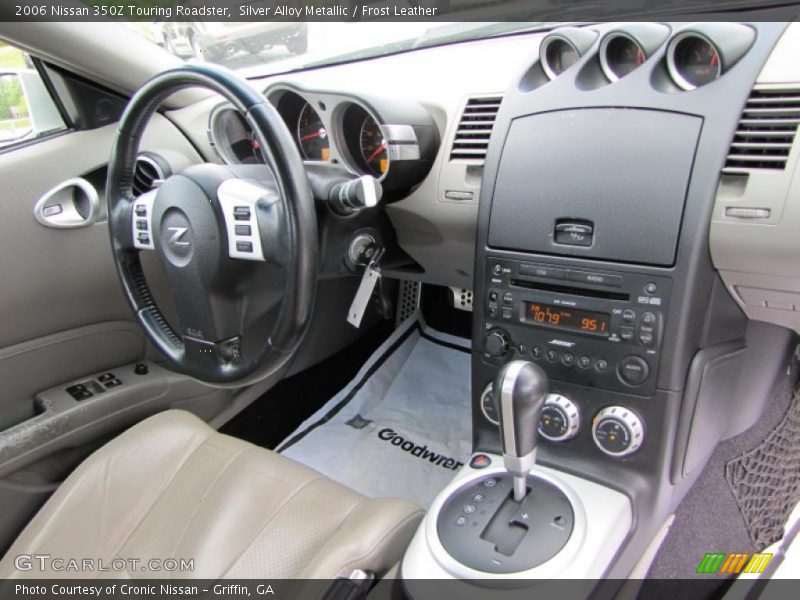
[104,379,122,389]
[98,373,115,383]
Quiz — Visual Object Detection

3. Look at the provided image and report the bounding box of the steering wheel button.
[233,206,251,220]
[234,224,251,236]
[136,220,148,230]
[135,205,147,217]
[236,241,253,253]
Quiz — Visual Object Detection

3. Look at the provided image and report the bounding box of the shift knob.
[493,360,549,501]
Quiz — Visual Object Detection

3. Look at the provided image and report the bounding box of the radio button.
[501,307,513,320]
[488,289,499,303]
[622,309,636,325]
[639,329,655,347]
[595,359,609,372]
[502,292,513,305]
[620,326,635,342]
[546,349,559,363]
[618,356,649,386]
[488,306,498,319]
[519,263,568,280]
[578,355,592,369]
[484,329,510,358]
[642,312,657,326]
[568,270,623,288]
[561,353,575,367]
[532,346,544,360]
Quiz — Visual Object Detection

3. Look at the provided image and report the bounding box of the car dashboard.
[167,20,800,577]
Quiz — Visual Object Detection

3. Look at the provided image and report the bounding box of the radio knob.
[539,394,580,442]
[484,329,510,358]
[592,406,644,457]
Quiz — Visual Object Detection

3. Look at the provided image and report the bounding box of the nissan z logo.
[167,226,190,247]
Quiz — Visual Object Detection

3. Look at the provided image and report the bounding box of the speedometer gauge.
[297,103,329,161]
[359,115,388,177]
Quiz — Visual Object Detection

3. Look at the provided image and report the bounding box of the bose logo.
[167,226,190,247]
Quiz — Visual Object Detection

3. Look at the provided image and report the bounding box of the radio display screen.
[524,302,610,336]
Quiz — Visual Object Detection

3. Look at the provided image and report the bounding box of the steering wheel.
[106,64,318,386]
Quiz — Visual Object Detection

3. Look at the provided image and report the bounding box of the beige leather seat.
[0,410,423,579]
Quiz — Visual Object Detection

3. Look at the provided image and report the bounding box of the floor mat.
[278,318,472,508]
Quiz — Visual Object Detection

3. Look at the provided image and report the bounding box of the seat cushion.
[0,410,423,579]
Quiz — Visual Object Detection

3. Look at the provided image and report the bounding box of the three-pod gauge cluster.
[535,23,756,92]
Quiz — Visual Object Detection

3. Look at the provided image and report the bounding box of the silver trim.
[132,190,156,251]
[599,32,646,83]
[134,154,167,192]
[479,383,498,425]
[540,393,581,442]
[499,360,527,457]
[591,406,645,457]
[216,179,272,261]
[666,31,722,91]
[403,455,632,581]
[34,177,100,229]
[420,459,591,580]
[540,34,581,81]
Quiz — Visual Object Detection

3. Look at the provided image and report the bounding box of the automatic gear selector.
[493,360,549,501]
[435,360,577,573]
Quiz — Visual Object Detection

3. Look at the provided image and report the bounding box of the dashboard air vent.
[449,96,503,163]
[724,87,800,171]
[132,154,168,196]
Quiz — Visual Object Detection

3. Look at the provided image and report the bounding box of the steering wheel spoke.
[131,190,157,251]
[217,178,275,262]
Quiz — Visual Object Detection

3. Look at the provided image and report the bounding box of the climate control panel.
[479,384,645,458]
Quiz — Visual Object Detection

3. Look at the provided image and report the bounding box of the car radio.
[480,258,672,396]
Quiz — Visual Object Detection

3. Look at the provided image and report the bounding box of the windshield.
[125,21,545,76]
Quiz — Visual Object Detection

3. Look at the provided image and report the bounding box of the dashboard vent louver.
[449,96,503,163]
[131,154,168,196]
[724,87,800,172]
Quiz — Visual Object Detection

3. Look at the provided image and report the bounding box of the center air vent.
[724,86,800,171]
[132,153,169,196]
[449,96,503,163]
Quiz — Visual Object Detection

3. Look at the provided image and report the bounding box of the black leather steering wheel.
[106,64,318,385]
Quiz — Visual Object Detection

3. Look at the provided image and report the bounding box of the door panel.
[0,114,202,426]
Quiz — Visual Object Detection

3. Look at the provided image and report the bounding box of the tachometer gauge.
[601,33,646,81]
[297,103,329,161]
[668,33,722,90]
[359,115,388,177]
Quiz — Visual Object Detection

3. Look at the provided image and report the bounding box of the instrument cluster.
[208,85,439,195]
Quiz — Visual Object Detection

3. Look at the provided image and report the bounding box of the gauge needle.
[367,140,387,163]
[300,129,326,142]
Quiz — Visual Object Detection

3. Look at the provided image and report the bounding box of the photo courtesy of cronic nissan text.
[0,1,799,599]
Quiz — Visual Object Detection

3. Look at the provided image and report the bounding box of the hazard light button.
[470,454,492,469]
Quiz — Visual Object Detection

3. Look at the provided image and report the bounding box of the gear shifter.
[493,360,549,502]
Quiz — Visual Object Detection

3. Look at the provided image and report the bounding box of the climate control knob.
[484,329,510,358]
[592,406,644,457]
[538,394,580,442]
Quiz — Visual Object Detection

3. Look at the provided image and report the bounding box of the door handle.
[34,177,100,229]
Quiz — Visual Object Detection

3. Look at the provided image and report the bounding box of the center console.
[401,20,790,592]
